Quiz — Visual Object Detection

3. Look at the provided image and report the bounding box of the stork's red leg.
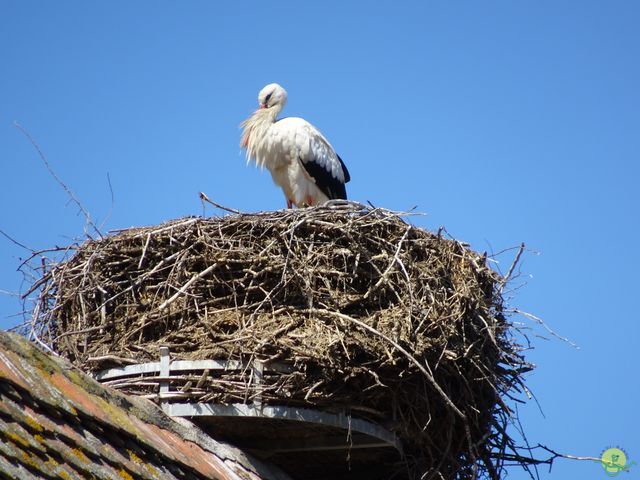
[287,199,293,209]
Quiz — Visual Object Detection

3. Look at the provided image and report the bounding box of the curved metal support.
[163,402,402,454]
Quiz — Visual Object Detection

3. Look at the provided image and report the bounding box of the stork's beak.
[258,103,266,109]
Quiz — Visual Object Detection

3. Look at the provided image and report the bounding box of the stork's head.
[258,83,287,111]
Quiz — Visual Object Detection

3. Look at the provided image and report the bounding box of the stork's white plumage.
[241,83,350,208]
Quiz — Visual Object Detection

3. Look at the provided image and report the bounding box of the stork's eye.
[264,92,273,105]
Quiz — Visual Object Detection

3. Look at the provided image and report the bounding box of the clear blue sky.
[1,2,638,478]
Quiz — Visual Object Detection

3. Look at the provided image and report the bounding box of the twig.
[14,122,103,238]
[499,443,601,466]
[199,191,243,214]
[86,355,138,365]
[365,225,411,299]
[539,447,600,463]
[512,308,579,349]
[138,233,152,269]
[158,263,217,310]
[0,229,33,252]
[98,172,115,231]
[499,242,525,293]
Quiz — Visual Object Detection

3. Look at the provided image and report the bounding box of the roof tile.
[0,332,292,480]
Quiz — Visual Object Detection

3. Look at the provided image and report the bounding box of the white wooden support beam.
[253,359,264,409]
[159,346,170,397]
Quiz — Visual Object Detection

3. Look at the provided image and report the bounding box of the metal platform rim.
[163,402,402,454]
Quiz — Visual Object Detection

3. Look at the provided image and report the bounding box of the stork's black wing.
[300,155,349,200]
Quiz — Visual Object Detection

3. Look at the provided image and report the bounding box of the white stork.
[241,83,350,208]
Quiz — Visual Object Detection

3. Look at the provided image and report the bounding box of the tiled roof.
[0,331,292,480]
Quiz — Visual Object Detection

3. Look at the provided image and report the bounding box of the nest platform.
[31,201,531,480]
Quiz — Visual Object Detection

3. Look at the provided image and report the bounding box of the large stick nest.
[31,201,532,479]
